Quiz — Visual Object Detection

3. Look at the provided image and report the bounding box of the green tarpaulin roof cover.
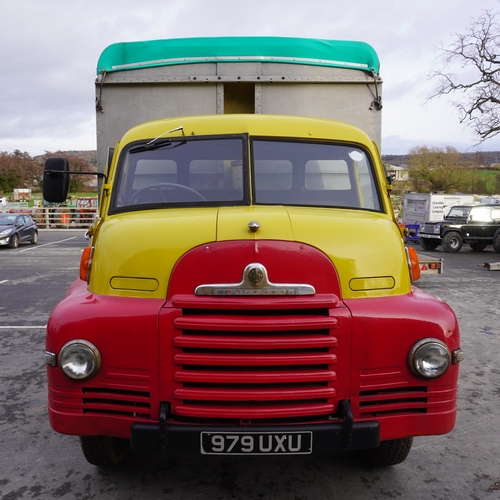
[97,37,380,75]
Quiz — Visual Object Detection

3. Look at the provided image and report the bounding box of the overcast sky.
[2,0,500,156]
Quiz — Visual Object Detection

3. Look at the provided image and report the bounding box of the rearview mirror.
[43,157,70,203]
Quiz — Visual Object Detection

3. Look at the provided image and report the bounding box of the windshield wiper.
[129,139,186,154]
[129,125,186,154]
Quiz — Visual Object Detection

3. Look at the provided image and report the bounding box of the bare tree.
[431,10,500,143]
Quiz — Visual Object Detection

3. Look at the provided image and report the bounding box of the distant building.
[13,189,31,201]
[385,164,409,181]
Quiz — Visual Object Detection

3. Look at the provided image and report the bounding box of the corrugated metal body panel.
[259,83,381,146]
[96,60,382,173]
[96,83,218,172]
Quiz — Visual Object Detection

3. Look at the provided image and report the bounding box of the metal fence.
[1,198,99,229]
[31,207,98,229]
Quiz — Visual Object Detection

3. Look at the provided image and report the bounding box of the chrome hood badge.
[195,263,315,296]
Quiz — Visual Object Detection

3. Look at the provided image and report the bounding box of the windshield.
[446,207,471,218]
[111,136,248,211]
[0,215,16,225]
[110,135,381,212]
[252,139,381,210]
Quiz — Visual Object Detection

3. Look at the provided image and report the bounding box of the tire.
[441,232,463,253]
[419,238,439,251]
[30,231,38,245]
[9,234,19,249]
[363,437,413,466]
[79,436,129,466]
[469,242,488,252]
[493,233,500,253]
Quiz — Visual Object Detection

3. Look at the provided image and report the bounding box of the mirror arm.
[44,171,107,183]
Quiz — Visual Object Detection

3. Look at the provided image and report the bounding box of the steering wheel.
[130,183,206,204]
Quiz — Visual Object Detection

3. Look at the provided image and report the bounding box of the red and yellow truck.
[43,37,462,466]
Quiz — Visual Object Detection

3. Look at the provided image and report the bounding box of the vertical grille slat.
[358,386,429,418]
[80,388,152,418]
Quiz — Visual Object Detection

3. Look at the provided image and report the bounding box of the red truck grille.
[357,385,456,418]
[81,388,152,419]
[358,387,428,418]
[168,295,341,422]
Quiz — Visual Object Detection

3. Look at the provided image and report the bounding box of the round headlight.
[408,338,451,379]
[59,340,101,380]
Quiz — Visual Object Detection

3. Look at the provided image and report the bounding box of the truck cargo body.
[44,38,461,466]
[402,193,474,225]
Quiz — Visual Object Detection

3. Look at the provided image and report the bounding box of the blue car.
[0,213,38,248]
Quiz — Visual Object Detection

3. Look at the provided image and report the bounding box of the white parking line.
[0,326,47,329]
[19,236,78,252]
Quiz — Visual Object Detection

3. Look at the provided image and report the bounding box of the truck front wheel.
[419,238,439,251]
[79,436,129,466]
[363,437,413,466]
[441,232,463,253]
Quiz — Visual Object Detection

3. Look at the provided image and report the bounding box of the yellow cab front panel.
[45,115,460,457]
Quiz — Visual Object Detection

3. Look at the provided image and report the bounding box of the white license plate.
[200,431,313,455]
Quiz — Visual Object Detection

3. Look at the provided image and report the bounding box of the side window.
[470,207,492,222]
[491,209,500,221]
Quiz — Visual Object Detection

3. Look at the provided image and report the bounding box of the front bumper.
[130,401,380,454]
[131,421,380,454]
[419,233,440,240]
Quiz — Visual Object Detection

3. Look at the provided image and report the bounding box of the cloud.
[2,0,500,155]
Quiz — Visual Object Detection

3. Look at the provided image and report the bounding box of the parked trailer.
[417,253,444,274]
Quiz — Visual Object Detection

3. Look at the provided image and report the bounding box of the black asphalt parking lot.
[0,231,499,499]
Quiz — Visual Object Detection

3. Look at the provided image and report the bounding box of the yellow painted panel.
[217,206,292,241]
[90,208,218,297]
[284,206,410,298]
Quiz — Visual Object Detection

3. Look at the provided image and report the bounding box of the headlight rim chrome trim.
[408,337,451,379]
[59,339,101,381]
